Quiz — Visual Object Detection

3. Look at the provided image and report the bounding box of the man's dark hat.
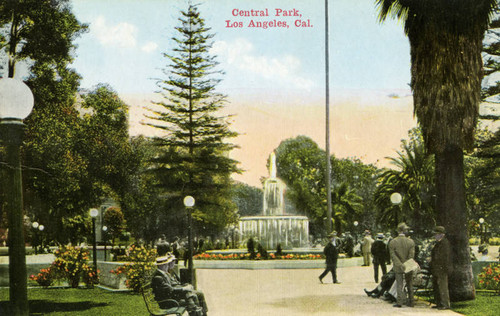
[434,226,446,234]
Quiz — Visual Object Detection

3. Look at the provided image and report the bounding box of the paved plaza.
[2,247,497,315]
[197,265,460,316]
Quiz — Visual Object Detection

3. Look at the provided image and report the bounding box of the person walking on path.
[430,226,451,310]
[319,231,340,284]
[371,233,388,283]
[362,230,374,266]
[389,222,415,308]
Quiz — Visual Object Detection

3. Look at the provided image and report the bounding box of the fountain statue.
[239,152,310,249]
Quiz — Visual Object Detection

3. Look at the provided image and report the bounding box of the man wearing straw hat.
[389,222,415,308]
[152,254,207,316]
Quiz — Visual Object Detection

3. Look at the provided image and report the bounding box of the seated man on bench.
[152,254,208,316]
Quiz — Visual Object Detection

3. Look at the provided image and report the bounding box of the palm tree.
[374,135,435,237]
[331,182,362,235]
[376,0,497,300]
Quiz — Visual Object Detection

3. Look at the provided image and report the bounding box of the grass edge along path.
[0,286,499,315]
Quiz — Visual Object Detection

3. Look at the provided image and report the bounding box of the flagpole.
[325,0,333,233]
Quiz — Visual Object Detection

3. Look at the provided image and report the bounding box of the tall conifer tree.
[148,4,240,234]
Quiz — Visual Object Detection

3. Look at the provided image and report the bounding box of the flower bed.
[193,252,324,260]
[478,263,500,294]
[29,246,99,288]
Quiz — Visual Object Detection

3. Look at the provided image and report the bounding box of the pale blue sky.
[70,0,411,98]
[69,0,415,185]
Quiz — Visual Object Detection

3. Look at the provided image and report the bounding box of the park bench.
[413,268,433,304]
[141,281,188,316]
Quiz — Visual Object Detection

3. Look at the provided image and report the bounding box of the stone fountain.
[239,152,309,249]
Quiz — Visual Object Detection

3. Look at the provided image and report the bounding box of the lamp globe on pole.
[390,192,402,205]
[479,218,485,244]
[102,226,108,261]
[89,209,99,272]
[183,196,195,287]
[390,192,403,224]
[31,222,39,255]
[184,196,195,208]
[38,225,45,252]
[0,78,34,316]
[353,221,359,243]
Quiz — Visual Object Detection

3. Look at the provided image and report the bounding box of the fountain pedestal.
[239,152,310,250]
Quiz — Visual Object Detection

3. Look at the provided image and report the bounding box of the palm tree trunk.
[435,145,475,301]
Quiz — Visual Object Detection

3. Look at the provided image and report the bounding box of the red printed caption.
[226,8,313,29]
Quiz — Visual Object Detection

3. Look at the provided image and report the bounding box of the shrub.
[82,264,100,288]
[29,267,55,287]
[111,245,157,292]
[257,243,268,259]
[477,263,500,294]
[52,246,95,288]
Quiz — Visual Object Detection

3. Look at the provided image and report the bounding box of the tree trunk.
[435,146,475,301]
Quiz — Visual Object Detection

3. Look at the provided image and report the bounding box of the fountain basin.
[239,215,309,250]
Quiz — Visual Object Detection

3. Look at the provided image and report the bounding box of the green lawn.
[1,286,499,315]
[451,291,500,316]
[0,287,149,315]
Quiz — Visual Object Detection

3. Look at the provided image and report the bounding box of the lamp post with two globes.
[0,78,34,316]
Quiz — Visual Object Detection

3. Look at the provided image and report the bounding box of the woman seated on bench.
[152,254,208,316]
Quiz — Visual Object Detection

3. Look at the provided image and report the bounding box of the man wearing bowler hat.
[389,222,415,308]
[371,233,388,283]
[319,231,340,284]
[152,254,207,316]
[430,226,451,310]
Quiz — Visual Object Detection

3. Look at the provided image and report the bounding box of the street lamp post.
[38,225,44,253]
[32,222,39,255]
[390,192,402,224]
[183,196,195,288]
[102,226,108,262]
[353,221,359,244]
[90,208,99,272]
[0,78,34,316]
[479,218,485,244]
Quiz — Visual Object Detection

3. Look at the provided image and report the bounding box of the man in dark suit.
[152,254,207,316]
[430,226,451,310]
[371,233,388,283]
[389,222,415,308]
[319,231,340,284]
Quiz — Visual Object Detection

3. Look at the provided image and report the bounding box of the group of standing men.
[320,222,452,310]
[388,222,451,310]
